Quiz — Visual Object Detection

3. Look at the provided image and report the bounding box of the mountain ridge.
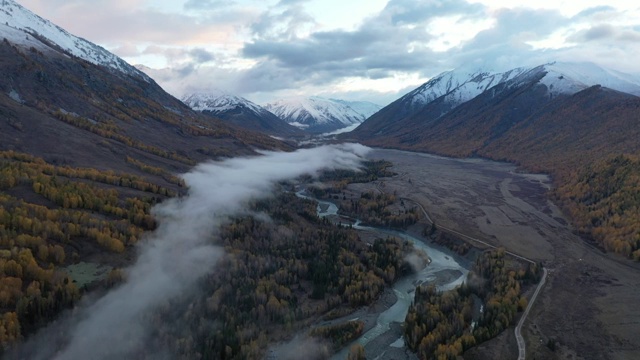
[1,0,148,80]
[265,96,381,134]
[182,92,305,137]
[348,61,640,140]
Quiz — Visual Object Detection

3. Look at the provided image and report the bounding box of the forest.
[555,155,640,259]
[404,249,541,360]
[0,150,425,358]
[0,151,170,348]
[114,193,418,359]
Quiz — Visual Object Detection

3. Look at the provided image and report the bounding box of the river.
[295,190,470,359]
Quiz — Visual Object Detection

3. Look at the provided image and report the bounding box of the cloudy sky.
[18,0,640,105]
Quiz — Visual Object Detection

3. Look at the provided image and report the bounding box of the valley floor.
[351,148,640,360]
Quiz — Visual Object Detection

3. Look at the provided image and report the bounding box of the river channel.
[295,190,470,359]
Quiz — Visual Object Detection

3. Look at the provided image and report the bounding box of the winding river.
[295,190,470,359]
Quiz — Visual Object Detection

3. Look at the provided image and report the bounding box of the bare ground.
[350,148,640,360]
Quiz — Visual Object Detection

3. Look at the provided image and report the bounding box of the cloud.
[22,0,640,104]
[184,0,237,10]
[11,144,371,360]
[568,24,640,43]
[109,43,140,57]
[436,7,572,70]
[270,335,331,360]
[20,0,253,47]
[572,24,616,41]
[573,5,616,19]
[618,30,640,42]
[383,0,485,25]
[250,3,318,40]
[277,0,312,6]
[189,48,216,63]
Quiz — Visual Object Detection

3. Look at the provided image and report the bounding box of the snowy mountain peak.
[406,66,530,109]
[399,61,640,116]
[182,91,263,114]
[533,61,640,96]
[265,97,381,133]
[182,91,304,136]
[0,0,147,79]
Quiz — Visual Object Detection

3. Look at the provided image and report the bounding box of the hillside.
[0,40,288,174]
[347,63,640,259]
[0,0,296,351]
[349,62,640,142]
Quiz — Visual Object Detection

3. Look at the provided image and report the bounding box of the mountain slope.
[0,2,288,175]
[349,67,530,138]
[266,96,380,133]
[349,62,640,140]
[0,0,147,79]
[182,92,305,137]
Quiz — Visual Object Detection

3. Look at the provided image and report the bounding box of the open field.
[351,148,640,360]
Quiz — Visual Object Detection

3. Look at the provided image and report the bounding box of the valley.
[2,0,640,359]
[345,149,640,360]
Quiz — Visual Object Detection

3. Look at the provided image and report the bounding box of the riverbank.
[295,188,470,360]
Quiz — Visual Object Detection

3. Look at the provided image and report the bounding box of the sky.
[17,0,640,105]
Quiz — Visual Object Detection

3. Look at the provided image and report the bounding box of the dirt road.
[351,148,640,360]
[516,267,548,360]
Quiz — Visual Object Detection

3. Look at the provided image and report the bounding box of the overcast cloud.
[17,0,640,105]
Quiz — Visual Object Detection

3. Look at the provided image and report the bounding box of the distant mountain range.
[265,97,381,133]
[181,91,305,137]
[181,92,381,135]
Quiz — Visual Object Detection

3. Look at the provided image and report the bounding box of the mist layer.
[19,143,369,360]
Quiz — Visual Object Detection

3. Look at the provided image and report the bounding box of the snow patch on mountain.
[0,0,146,79]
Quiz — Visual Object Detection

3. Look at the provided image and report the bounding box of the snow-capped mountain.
[183,90,263,114]
[348,61,640,141]
[331,99,382,119]
[517,62,640,97]
[401,61,640,113]
[0,0,147,80]
[265,97,381,133]
[182,91,304,137]
[405,66,530,111]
